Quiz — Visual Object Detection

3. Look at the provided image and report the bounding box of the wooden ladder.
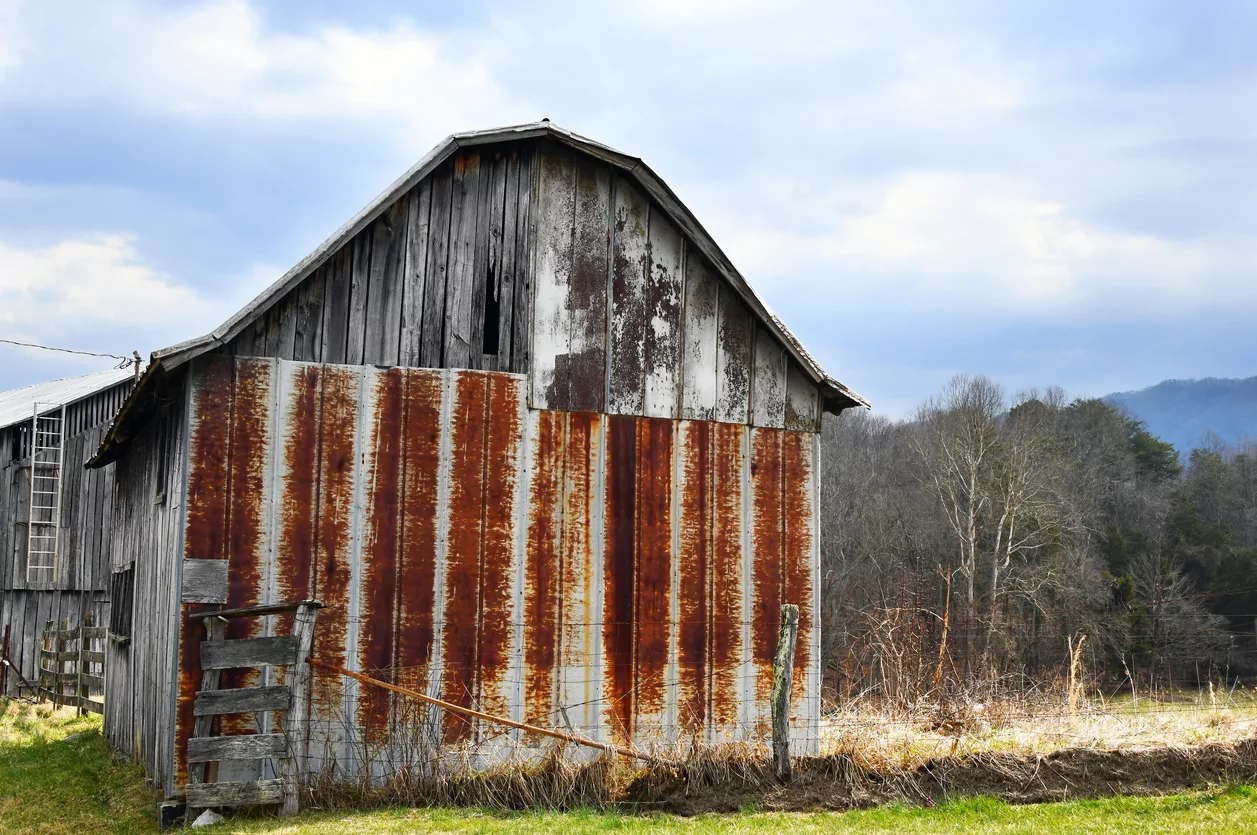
[185,600,320,819]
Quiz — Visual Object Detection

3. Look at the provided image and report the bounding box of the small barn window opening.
[109,564,135,642]
[482,266,501,356]
[153,410,173,505]
[26,403,64,585]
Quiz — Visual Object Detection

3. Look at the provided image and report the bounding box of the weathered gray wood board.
[187,733,287,763]
[185,778,283,807]
[194,685,292,717]
[200,636,298,670]
[180,559,228,604]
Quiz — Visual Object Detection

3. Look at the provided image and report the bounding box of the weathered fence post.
[281,602,319,818]
[771,603,799,783]
[1,624,9,695]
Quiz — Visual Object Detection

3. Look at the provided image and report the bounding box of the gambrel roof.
[155,120,867,410]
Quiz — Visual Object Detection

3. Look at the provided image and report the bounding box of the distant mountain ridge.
[1105,376,1257,458]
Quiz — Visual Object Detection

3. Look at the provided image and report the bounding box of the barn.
[86,121,868,804]
[1,367,136,699]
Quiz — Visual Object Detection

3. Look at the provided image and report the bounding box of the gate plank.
[200,636,298,670]
[194,685,292,717]
[188,733,288,763]
[185,779,284,807]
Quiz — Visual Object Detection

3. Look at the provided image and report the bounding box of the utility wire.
[0,338,135,367]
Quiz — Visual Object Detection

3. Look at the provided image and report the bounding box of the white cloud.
[692,171,1257,316]
[0,234,217,344]
[3,0,531,136]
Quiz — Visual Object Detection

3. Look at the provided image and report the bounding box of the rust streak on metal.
[396,370,442,680]
[478,374,522,722]
[750,429,784,707]
[635,417,673,729]
[560,411,597,720]
[174,603,211,786]
[781,431,814,702]
[677,421,710,734]
[183,357,232,562]
[358,368,405,740]
[175,358,234,784]
[442,372,488,742]
[603,414,635,744]
[221,360,273,733]
[311,365,359,716]
[711,422,745,728]
[277,365,321,627]
[524,410,563,736]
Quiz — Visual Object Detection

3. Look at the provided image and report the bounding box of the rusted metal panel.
[524,409,563,737]
[309,364,360,742]
[172,356,822,784]
[782,430,818,752]
[441,371,488,742]
[396,369,443,676]
[675,421,711,735]
[357,368,405,740]
[479,374,525,729]
[558,412,602,742]
[749,428,783,729]
[712,422,747,735]
[608,177,649,416]
[602,414,635,745]
[220,359,275,740]
[634,417,673,744]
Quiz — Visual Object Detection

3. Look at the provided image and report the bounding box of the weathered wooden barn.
[1,367,135,697]
[88,121,868,801]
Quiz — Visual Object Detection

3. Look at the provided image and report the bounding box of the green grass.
[4,697,1256,834]
[204,787,1257,834]
[0,698,156,835]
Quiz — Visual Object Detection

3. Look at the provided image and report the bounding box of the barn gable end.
[187,131,860,433]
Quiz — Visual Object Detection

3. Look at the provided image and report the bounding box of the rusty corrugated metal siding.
[174,356,819,784]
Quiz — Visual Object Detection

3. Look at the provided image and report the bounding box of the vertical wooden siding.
[225,145,535,377]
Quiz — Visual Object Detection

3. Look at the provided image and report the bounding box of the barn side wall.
[102,372,189,797]
[170,356,819,791]
[2,389,128,697]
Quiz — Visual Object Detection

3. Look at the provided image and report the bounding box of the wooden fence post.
[281,603,319,817]
[58,617,72,713]
[771,604,799,783]
[1,624,9,695]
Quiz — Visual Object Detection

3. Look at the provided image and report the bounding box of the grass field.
[3,697,1256,834]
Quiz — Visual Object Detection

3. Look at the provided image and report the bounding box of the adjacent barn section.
[0,367,135,699]
[87,121,868,807]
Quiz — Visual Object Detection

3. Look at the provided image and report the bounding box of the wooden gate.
[185,601,320,819]
[38,613,105,714]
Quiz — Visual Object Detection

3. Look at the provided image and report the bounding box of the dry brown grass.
[818,684,1257,772]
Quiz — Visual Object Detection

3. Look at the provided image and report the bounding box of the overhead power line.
[0,338,135,367]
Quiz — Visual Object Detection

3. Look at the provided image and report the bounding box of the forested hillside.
[821,376,1257,704]
[1107,377,1257,458]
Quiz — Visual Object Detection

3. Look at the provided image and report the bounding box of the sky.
[0,0,1253,417]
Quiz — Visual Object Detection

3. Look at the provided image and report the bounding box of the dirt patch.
[626,739,1257,814]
